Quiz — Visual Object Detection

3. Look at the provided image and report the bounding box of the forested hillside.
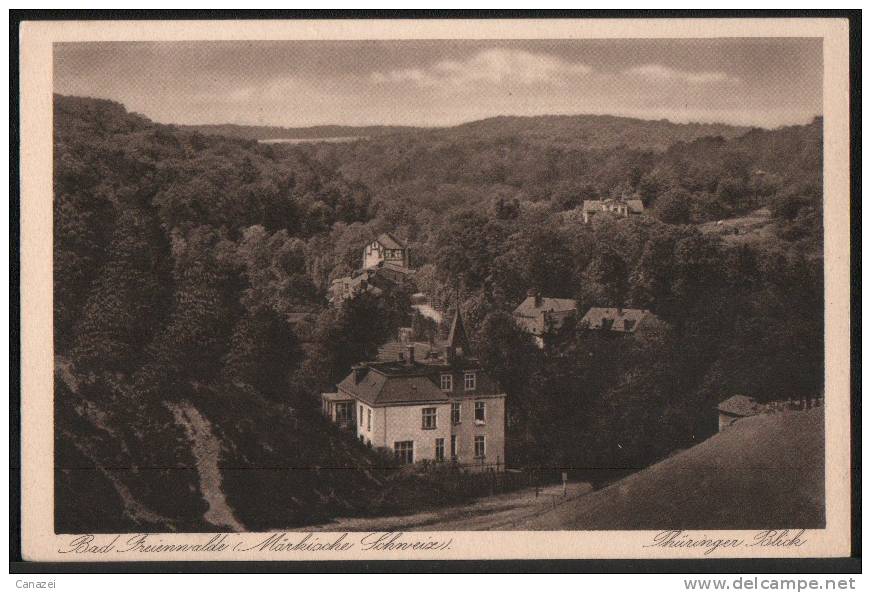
[180,123,422,141]
[54,94,823,530]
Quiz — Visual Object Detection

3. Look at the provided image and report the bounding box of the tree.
[222,307,301,399]
[586,246,629,306]
[71,208,170,372]
[653,188,692,225]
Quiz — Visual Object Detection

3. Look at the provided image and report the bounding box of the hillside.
[427,114,751,151]
[516,408,825,530]
[53,95,823,532]
[182,113,750,151]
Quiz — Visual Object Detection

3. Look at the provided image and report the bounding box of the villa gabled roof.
[376,232,405,250]
[513,296,578,336]
[513,296,577,317]
[337,365,449,406]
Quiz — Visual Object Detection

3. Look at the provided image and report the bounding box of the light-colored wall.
[362,241,382,269]
[330,380,506,468]
[362,240,407,270]
[380,402,452,462]
[355,400,377,446]
[450,394,506,468]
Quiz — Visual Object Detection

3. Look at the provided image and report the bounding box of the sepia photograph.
[16,16,855,563]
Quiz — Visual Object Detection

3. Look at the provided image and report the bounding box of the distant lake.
[259,136,366,144]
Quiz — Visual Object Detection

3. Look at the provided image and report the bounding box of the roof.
[376,232,405,250]
[626,199,644,213]
[337,308,482,406]
[582,200,603,212]
[514,296,577,317]
[513,296,577,336]
[412,303,443,323]
[376,340,441,363]
[447,309,472,355]
[717,395,763,417]
[580,307,656,333]
[337,366,448,406]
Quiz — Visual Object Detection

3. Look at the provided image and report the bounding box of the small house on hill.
[512,289,577,348]
[582,197,645,224]
[716,394,823,432]
[580,307,662,335]
[322,310,506,471]
[363,232,411,271]
[329,233,415,305]
[716,395,764,432]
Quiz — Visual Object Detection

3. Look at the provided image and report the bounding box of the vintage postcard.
[18,17,853,562]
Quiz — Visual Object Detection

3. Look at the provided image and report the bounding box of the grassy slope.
[517,407,824,530]
[698,208,778,245]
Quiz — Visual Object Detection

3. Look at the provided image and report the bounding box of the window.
[394,441,414,464]
[475,401,486,424]
[435,438,445,462]
[359,405,363,426]
[474,435,486,459]
[440,373,453,391]
[367,408,371,431]
[464,372,477,391]
[451,402,461,424]
[335,402,352,424]
[421,407,437,430]
[450,435,457,460]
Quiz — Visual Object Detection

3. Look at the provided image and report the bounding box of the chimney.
[528,288,542,308]
[406,344,415,366]
[352,364,366,384]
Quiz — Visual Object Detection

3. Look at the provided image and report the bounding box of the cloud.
[370,48,591,88]
[625,64,740,85]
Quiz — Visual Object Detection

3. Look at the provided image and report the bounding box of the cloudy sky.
[54,39,822,129]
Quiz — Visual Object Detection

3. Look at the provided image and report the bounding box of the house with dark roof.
[716,395,764,432]
[512,289,577,348]
[715,394,823,432]
[363,232,411,271]
[579,307,663,335]
[322,311,506,470]
[329,233,414,306]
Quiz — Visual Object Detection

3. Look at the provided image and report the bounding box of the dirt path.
[167,402,245,532]
[306,482,593,531]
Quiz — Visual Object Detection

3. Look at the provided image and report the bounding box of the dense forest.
[54,94,823,531]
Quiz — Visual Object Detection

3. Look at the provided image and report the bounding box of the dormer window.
[464,372,477,391]
[440,373,453,391]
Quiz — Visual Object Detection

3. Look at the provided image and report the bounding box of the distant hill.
[426,114,752,151]
[518,408,824,530]
[180,114,753,151]
[179,123,425,141]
